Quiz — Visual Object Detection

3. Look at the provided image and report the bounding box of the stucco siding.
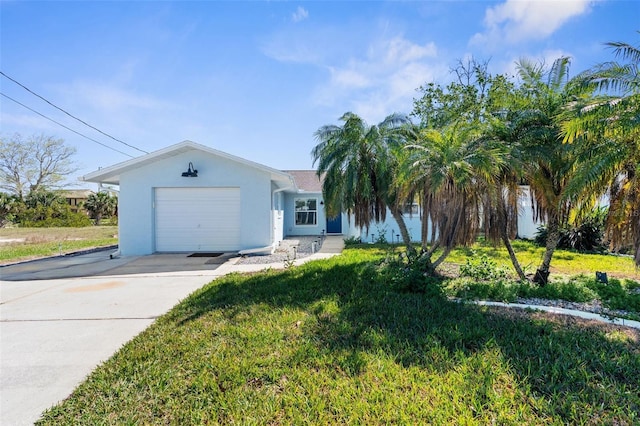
[117,149,274,255]
[356,213,424,244]
[517,185,540,240]
[284,192,328,236]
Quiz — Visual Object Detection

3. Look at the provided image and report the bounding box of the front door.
[326,215,342,234]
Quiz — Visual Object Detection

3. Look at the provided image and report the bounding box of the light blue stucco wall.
[282,193,425,243]
[283,192,328,236]
[356,213,424,244]
[118,150,274,255]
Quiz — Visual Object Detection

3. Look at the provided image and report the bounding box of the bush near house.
[0,190,93,228]
[532,207,617,254]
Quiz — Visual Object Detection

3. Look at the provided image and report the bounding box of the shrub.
[459,253,509,281]
[21,211,92,227]
[586,277,640,313]
[445,277,520,302]
[521,277,598,303]
[376,252,443,297]
[374,225,388,244]
[12,190,93,227]
[343,236,362,247]
[534,207,607,252]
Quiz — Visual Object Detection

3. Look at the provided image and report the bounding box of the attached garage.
[155,187,241,252]
[81,141,296,256]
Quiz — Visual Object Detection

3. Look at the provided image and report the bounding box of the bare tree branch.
[0,133,78,198]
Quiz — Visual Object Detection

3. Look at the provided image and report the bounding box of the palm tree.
[0,192,20,227]
[399,121,506,273]
[481,117,528,280]
[511,56,590,285]
[312,112,416,255]
[561,35,640,265]
[84,191,117,225]
[414,65,528,279]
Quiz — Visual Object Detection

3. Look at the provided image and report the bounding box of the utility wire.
[0,71,148,154]
[1,92,135,158]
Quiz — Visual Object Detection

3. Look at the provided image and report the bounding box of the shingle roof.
[284,170,323,192]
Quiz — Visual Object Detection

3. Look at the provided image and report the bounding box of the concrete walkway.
[473,300,640,330]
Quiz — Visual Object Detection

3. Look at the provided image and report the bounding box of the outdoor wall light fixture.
[181,162,198,177]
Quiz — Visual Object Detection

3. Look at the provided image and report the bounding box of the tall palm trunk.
[431,204,464,270]
[390,207,416,256]
[534,216,560,285]
[431,244,453,270]
[501,231,527,281]
[497,194,527,281]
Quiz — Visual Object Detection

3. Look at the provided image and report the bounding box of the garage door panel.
[155,187,241,252]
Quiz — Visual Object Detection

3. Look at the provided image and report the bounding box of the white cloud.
[382,37,437,65]
[264,25,445,121]
[292,6,309,23]
[314,36,443,121]
[60,81,168,112]
[471,0,593,47]
[329,66,371,89]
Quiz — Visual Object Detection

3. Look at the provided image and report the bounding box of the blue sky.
[1,1,638,189]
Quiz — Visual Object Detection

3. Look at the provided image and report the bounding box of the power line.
[1,92,136,158]
[0,71,148,154]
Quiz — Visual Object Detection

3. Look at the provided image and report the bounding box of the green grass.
[0,226,117,264]
[446,239,638,279]
[437,241,640,319]
[38,247,640,425]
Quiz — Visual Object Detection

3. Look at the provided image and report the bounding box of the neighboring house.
[82,141,538,255]
[59,189,94,214]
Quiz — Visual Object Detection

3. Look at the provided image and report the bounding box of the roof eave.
[81,140,295,185]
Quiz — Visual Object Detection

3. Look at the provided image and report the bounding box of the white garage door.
[155,187,241,252]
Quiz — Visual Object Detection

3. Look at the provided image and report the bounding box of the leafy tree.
[562,34,640,266]
[0,133,78,198]
[312,112,416,255]
[84,191,117,225]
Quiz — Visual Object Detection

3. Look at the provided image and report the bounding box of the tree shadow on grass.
[168,251,640,424]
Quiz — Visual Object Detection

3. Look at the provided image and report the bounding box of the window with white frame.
[295,198,317,226]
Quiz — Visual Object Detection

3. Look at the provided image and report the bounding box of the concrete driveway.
[0,248,233,425]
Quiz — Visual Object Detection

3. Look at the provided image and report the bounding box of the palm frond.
[606,38,640,64]
[548,56,571,91]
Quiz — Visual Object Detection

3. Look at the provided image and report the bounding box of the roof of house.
[82,140,295,188]
[58,189,94,198]
[284,170,323,192]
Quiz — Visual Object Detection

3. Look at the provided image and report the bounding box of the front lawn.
[0,226,118,264]
[38,247,640,425]
[444,238,638,279]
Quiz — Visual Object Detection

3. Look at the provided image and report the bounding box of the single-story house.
[82,140,538,255]
[58,189,94,214]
